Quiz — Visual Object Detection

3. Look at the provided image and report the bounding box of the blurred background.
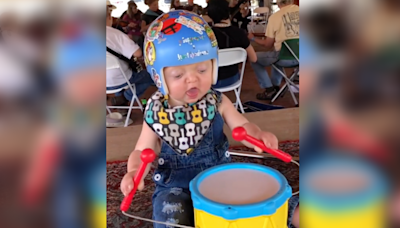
[0,0,106,228]
[0,0,399,227]
[300,0,400,227]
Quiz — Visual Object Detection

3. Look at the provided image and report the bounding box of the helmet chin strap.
[212,58,219,85]
[160,68,169,95]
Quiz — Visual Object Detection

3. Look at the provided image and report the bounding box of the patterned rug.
[107,141,299,228]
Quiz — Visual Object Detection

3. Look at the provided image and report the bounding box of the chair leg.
[271,83,287,103]
[287,77,298,105]
[271,66,289,103]
[271,65,299,105]
[272,65,297,87]
[286,68,299,105]
[128,84,143,112]
[134,94,143,111]
[106,107,112,115]
[279,68,299,99]
[125,100,135,127]
[235,88,245,113]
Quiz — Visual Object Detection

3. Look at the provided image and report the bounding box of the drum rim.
[189,163,292,220]
[301,154,387,211]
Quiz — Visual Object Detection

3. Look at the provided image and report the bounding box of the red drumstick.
[232,127,292,163]
[120,149,156,212]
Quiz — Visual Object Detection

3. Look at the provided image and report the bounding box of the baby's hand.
[120,170,145,196]
[254,131,278,153]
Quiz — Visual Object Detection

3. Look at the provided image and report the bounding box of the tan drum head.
[198,169,280,205]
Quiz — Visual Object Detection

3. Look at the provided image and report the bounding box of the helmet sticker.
[151,68,162,88]
[179,36,205,49]
[191,16,205,25]
[161,18,183,35]
[175,16,205,35]
[157,14,170,22]
[145,42,156,65]
[146,21,163,42]
[177,50,209,61]
[204,24,218,47]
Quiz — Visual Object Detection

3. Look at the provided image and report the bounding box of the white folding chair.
[215,48,247,113]
[248,7,269,33]
[106,52,143,127]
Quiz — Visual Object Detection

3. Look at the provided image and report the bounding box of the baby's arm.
[219,94,278,151]
[121,121,160,195]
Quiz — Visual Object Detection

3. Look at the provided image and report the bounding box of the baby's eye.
[175,74,183,79]
[198,69,207,74]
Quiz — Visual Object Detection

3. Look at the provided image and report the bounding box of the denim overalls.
[151,93,231,227]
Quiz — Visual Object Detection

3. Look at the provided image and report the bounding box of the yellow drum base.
[91,203,107,228]
[303,200,385,228]
[194,201,289,228]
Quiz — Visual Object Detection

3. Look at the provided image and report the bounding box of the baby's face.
[163,60,213,106]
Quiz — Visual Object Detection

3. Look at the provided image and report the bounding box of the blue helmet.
[143,10,219,95]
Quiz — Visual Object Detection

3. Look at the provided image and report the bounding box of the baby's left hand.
[254,131,278,153]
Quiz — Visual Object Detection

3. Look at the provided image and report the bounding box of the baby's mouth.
[186,87,199,99]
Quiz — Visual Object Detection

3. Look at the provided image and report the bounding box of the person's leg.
[271,59,299,87]
[271,65,284,88]
[123,70,154,100]
[152,187,194,228]
[212,72,240,89]
[250,52,276,89]
[250,51,280,100]
[106,83,129,105]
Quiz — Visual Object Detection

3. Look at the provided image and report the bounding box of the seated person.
[248,0,299,100]
[170,0,184,10]
[184,0,203,15]
[208,0,257,88]
[202,0,210,15]
[229,0,251,31]
[106,7,153,105]
[141,0,164,33]
[121,1,144,44]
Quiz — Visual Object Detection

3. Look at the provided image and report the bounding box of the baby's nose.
[186,73,199,83]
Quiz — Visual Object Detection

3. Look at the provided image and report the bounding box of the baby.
[120,10,280,227]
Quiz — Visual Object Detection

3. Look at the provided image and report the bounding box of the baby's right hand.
[120,170,145,196]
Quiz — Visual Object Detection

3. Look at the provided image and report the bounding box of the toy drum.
[302,155,387,228]
[189,163,292,228]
